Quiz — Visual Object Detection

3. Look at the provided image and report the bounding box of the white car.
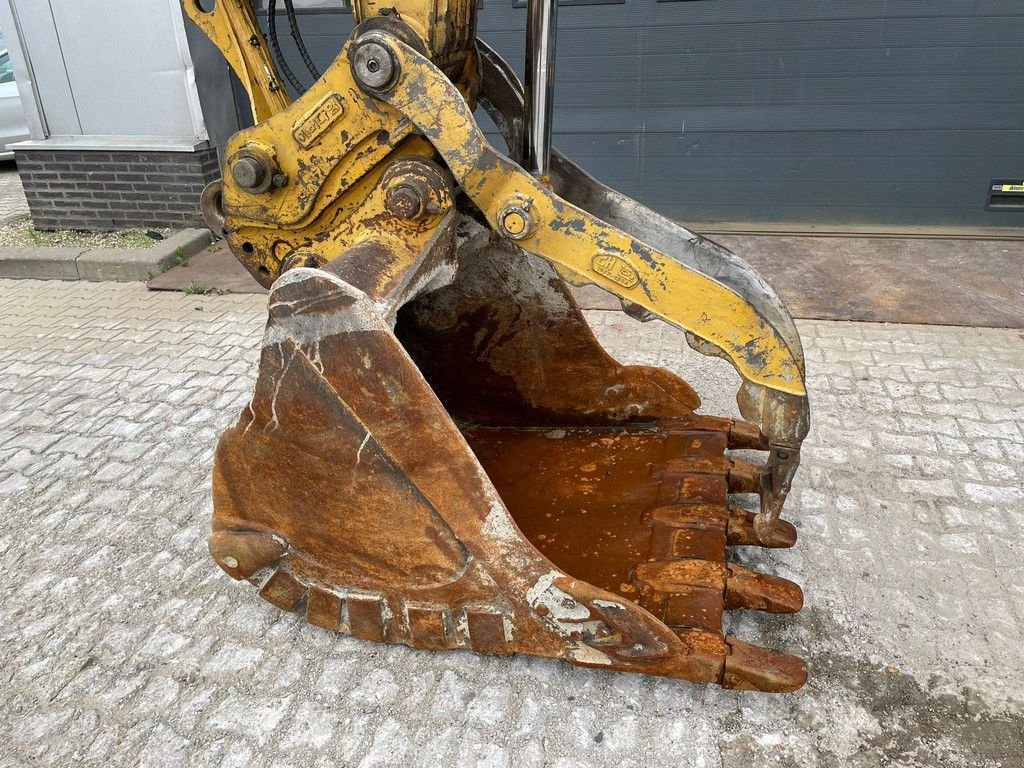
[0,33,29,159]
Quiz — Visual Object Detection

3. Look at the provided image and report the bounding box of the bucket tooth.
[347,594,389,643]
[208,529,287,580]
[306,587,344,632]
[258,568,307,611]
[727,506,798,548]
[406,604,451,649]
[725,564,803,613]
[723,638,808,693]
[669,630,806,693]
[465,608,510,655]
[728,420,771,450]
[672,629,731,685]
[728,459,765,494]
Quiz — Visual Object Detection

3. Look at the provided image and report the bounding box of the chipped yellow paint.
[217,39,414,233]
[225,135,454,298]
[380,39,807,396]
[183,2,453,288]
[183,0,804,395]
[351,0,479,64]
[182,0,290,122]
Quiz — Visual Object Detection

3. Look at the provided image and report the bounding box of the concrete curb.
[0,228,214,282]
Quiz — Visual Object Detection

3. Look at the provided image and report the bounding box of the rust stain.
[190,0,812,693]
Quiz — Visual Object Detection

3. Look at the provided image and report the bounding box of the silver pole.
[523,0,558,177]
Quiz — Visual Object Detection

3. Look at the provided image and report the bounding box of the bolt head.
[387,184,425,219]
[353,41,397,90]
[231,156,267,191]
[500,209,530,238]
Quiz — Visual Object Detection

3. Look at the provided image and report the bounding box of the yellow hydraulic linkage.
[185,0,812,691]
[185,0,291,121]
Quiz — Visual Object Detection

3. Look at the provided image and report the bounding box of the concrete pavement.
[1,278,1022,767]
[0,162,30,224]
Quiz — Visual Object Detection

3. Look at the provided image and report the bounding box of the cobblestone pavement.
[0,162,30,224]
[1,279,1023,767]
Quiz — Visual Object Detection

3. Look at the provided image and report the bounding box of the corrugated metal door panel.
[46,0,198,138]
[639,129,1024,227]
[263,0,1024,230]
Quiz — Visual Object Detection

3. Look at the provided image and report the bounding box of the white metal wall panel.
[6,0,79,135]
[45,0,199,139]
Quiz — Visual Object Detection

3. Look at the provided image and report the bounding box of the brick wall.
[14,148,221,231]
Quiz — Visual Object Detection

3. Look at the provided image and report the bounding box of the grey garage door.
[254,0,1024,233]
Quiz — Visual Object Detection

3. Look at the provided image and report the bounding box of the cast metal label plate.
[592,254,640,288]
[293,93,346,149]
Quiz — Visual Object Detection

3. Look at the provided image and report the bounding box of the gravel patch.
[0,215,171,249]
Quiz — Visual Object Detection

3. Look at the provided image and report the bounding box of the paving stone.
[1,279,1023,767]
[0,165,30,223]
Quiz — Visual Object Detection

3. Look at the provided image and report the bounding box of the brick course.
[15,148,220,231]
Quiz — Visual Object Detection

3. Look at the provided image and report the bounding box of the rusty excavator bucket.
[186,0,811,691]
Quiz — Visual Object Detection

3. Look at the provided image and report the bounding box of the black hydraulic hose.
[284,0,322,81]
[267,0,306,94]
